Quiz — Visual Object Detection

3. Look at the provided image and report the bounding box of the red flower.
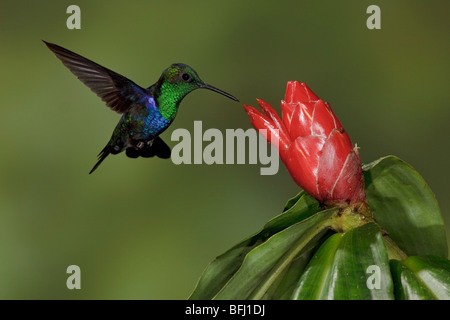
[244,81,366,206]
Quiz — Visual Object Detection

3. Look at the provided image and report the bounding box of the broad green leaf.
[363,156,447,257]
[283,190,306,211]
[263,229,334,299]
[189,192,322,300]
[211,208,337,299]
[291,233,342,299]
[391,256,450,300]
[390,259,435,299]
[292,223,394,300]
[262,191,321,235]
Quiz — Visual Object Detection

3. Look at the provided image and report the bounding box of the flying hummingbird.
[44,41,239,174]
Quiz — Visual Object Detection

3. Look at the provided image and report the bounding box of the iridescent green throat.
[156,81,196,121]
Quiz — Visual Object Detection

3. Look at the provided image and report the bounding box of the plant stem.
[327,201,408,261]
[327,201,374,233]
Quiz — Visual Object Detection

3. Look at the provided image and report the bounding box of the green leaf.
[213,208,336,299]
[363,156,447,257]
[292,223,394,300]
[262,228,334,299]
[189,191,322,300]
[283,190,306,211]
[391,256,450,300]
[262,191,321,235]
[390,259,435,299]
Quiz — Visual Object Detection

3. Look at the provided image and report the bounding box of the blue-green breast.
[113,96,173,142]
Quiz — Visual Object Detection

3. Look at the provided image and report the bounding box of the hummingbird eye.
[181,73,191,82]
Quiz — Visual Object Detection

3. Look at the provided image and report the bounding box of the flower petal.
[316,129,355,201]
[243,104,291,156]
[243,104,272,131]
[285,81,319,104]
[285,136,326,199]
[325,101,344,131]
[256,99,289,135]
[330,149,366,204]
[288,102,314,138]
[281,100,295,131]
[311,99,339,137]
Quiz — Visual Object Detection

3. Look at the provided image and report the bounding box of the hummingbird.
[44,41,239,174]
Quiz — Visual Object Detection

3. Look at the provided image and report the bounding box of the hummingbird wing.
[44,41,148,114]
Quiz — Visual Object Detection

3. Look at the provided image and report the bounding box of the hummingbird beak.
[200,83,239,102]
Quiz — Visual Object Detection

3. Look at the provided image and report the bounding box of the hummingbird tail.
[89,146,111,174]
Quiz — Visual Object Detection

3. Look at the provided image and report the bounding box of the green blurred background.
[1,0,449,299]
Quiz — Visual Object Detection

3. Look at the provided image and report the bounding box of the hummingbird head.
[157,63,238,103]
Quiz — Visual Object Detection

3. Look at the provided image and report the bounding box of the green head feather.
[156,63,204,120]
[154,63,238,121]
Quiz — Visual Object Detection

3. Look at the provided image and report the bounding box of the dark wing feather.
[44,41,147,114]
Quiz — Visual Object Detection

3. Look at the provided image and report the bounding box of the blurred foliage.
[0,0,449,299]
